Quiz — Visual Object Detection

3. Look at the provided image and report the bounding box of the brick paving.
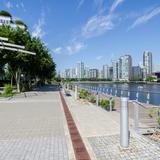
[88,134,160,160]
[0,86,71,160]
[60,91,91,160]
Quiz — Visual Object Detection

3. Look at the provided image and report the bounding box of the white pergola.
[0,36,36,55]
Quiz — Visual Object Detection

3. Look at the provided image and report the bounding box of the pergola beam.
[0,42,25,49]
[0,45,36,55]
[0,36,36,55]
[0,37,8,41]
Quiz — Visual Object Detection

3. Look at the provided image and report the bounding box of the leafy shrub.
[79,89,91,99]
[100,99,110,110]
[3,84,13,94]
[100,99,115,110]
[88,96,96,103]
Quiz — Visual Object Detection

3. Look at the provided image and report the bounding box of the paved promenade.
[64,90,160,160]
[0,86,74,160]
[0,85,159,160]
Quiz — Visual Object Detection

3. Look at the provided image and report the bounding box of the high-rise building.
[64,69,70,79]
[143,51,152,79]
[76,61,84,79]
[112,60,119,81]
[112,55,132,81]
[132,66,143,79]
[118,55,132,81]
[89,69,98,79]
[102,64,109,79]
[84,66,90,78]
[109,67,113,79]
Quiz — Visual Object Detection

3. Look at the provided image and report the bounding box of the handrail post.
[96,92,99,107]
[75,85,78,100]
[134,101,139,132]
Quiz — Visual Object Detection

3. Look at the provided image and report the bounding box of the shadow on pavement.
[33,84,60,92]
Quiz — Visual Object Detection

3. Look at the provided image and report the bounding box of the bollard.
[147,92,150,104]
[120,97,129,148]
[109,97,112,112]
[136,92,139,101]
[110,89,112,95]
[67,83,70,90]
[121,90,123,97]
[115,90,117,96]
[75,85,78,100]
[134,102,139,132]
[96,92,99,107]
[128,91,130,98]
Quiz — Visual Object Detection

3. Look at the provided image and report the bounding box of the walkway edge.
[59,91,91,160]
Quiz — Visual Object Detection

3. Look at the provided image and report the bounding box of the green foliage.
[88,96,96,103]
[130,77,143,81]
[100,99,110,110]
[3,84,13,94]
[20,82,30,92]
[0,10,11,17]
[0,21,56,92]
[146,76,156,82]
[79,89,91,99]
[100,99,115,110]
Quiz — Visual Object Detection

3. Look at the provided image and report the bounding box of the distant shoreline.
[72,81,160,85]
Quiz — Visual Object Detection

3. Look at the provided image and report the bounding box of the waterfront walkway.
[0,85,74,160]
[64,90,160,160]
[0,85,159,160]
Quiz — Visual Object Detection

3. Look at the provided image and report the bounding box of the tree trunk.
[11,75,13,88]
[15,68,21,93]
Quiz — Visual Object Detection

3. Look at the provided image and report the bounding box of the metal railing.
[65,83,160,134]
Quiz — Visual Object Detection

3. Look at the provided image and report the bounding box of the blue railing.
[77,84,160,106]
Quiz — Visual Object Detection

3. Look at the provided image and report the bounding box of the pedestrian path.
[64,90,160,160]
[0,86,74,160]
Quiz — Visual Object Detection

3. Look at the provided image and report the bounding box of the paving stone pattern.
[88,134,160,160]
[0,88,69,160]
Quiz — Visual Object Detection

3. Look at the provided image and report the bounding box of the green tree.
[0,12,56,92]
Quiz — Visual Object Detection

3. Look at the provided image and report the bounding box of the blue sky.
[1,0,160,72]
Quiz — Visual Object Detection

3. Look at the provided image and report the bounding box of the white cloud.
[129,6,160,30]
[110,0,124,13]
[81,0,124,38]
[20,2,26,12]
[78,0,104,11]
[96,56,103,60]
[82,15,114,38]
[53,47,62,54]
[32,13,45,38]
[77,0,85,9]
[5,1,13,9]
[66,42,85,55]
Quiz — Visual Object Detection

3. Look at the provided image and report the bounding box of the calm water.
[79,83,160,106]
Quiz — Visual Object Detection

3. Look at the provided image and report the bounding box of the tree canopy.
[0,10,12,17]
[0,21,56,92]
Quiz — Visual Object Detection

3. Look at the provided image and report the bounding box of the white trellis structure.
[0,36,36,55]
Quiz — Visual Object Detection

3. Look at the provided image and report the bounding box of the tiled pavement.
[0,86,73,160]
[88,134,160,160]
[64,90,160,160]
